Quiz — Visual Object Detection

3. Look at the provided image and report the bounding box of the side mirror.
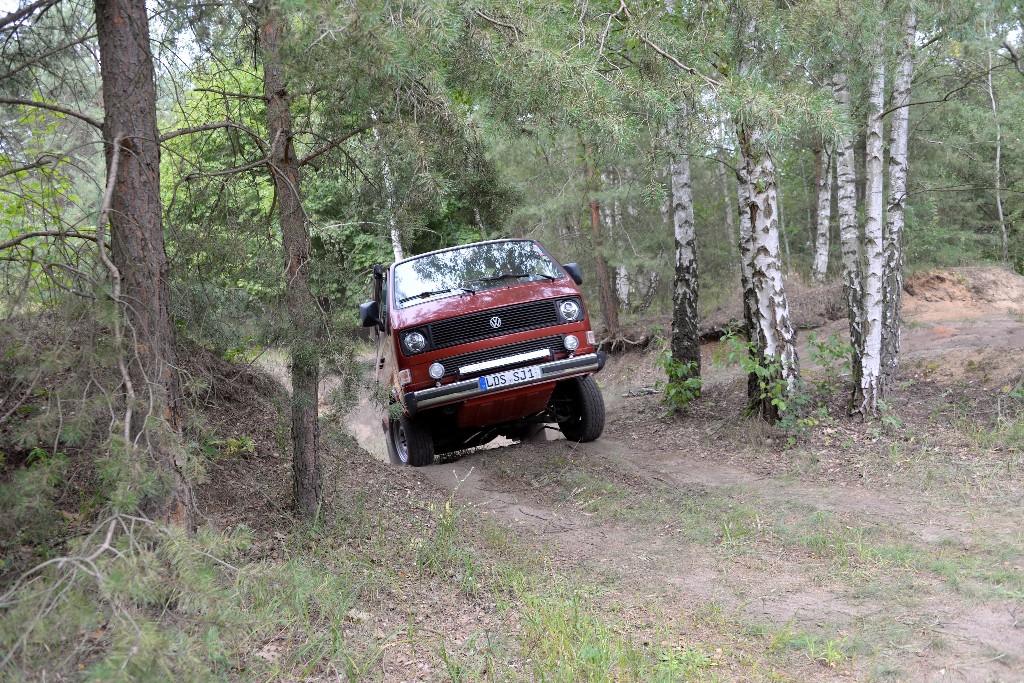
[359,300,380,328]
[563,263,583,285]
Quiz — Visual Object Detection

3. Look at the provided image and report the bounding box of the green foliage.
[655,348,702,415]
[806,332,853,397]
[0,451,68,562]
[714,330,790,416]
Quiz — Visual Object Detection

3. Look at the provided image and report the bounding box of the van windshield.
[393,240,563,308]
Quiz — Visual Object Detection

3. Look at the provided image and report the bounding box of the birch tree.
[668,110,700,374]
[881,11,917,392]
[832,73,864,393]
[855,53,886,414]
[735,122,799,420]
[811,146,833,283]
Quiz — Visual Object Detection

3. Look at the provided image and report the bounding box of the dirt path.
[351,267,1024,682]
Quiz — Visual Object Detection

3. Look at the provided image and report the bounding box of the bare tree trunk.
[95,0,194,528]
[736,123,799,420]
[669,117,700,374]
[832,73,864,401]
[371,112,403,261]
[584,145,620,338]
[881,12,917,394]
[812,147,833,283]
[856,57,886,415]
[718,129,737,252]
[986,26,1008,262]
[260,1,322,520]
[615,265,630,311]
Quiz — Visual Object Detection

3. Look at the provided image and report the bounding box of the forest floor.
[194,266,1024,683]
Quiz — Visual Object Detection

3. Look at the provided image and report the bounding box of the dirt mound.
[700,276,846,339]
[904,266,1024,320]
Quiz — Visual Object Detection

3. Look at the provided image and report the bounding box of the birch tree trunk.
[260,1,322,519]
[95,0,194,528]
[371,112,403,262]
[718,156,737,251]
[881,12,917,393]
[986,26,1008,262]
[832,73,864,398]
[811,147,833,283]
[856,57,886,414]
[736,123,799,420]
[584,145,620,338]
[669,122,700,374]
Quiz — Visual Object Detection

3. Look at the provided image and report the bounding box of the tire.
[557,375,605,442]
[389,413,435,467]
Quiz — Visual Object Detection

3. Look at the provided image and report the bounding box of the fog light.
[558,299,581,321]
[563,334,579,351]
[428,362,445,379]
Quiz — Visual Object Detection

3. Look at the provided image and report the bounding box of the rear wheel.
[555,375,605,442]
[389,413,435,467]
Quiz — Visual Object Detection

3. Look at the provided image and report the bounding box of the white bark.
[881,12,917,392]
[858,57,886,414]
[987,30,1008,262]
[812,148,833,283]
[718,123,736,251]
[669,112,700,371]
[832,73,864,394]
[615,265,630,311]
[737,123,799,417]
[371,111,402,262]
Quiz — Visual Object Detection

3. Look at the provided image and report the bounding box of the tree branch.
[297,125,373,167]
[1004,38,1024,77]
[0,97,102,130]
[473,9,524,39]
[0,33,96,82]
[878,66,1001,119]
[0,0,60,32]
[0,154,61,179]
[0,230,99,251]
[634,34,723,88]
[192,87,266,100]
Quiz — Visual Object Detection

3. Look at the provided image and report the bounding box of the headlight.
[402,330,427,354]
[558,299,581,321]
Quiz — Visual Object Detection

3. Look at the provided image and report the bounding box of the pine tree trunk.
[736,123,799,420]
[812,147,833,283]
[95,0,194,528]
[856,58,886,415]
[260,1,322,520]
[881,12,917,394]
[584,145,620,338]
[832,73,864,400]
[669,126,700,374]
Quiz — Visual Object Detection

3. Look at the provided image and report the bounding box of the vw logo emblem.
[489,316,502,329]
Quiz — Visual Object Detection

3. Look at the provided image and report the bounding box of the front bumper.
[404,351,606,416]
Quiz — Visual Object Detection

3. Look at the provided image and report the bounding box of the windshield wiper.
[477,271,556,283]
[398,286,476,304]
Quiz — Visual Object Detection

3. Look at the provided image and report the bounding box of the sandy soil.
[344,266,1024,682]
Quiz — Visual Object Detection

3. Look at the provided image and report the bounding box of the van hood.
[390,278,584,330]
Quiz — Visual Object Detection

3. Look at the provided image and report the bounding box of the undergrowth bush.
[655,348,701,415]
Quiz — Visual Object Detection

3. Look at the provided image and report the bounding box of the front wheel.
[555,375,605,442]
[389,413,435,467]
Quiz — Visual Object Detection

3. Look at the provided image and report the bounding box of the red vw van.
[359,239,606,466]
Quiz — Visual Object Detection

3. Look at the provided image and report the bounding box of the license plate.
[478,364,543,391]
